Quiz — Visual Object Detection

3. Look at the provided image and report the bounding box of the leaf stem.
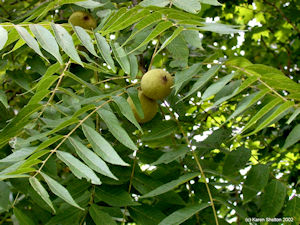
[148,38,160,71]
[231,65,288,103]
[35,60,71,122]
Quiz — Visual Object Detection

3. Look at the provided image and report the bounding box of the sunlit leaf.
[73,25,97,57]
[82,124,129,166]
[51,23,83,66]
[56,151,101,185]
[94,33,116,72]
[0,26,8,50]
[173,0,201,14]
[15,25,48,61]
[97,108,138,150]
[69,136,118,180]
[29,24,63,64]
[111,42,130,74]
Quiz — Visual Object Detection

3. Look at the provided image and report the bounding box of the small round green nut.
[141,69,174,100]
[68,11,97,30]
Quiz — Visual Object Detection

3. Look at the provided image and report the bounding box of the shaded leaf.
[128,54,138,78]
[0,181,10,211]
[152,146,189,165]
[142,121,177,141]
[127,87,144,118]
[105,9,150,33]
[0,104,42,148]
[122,11,162,47]
[41,172,84,210]
[0,90,8,109]
[227,89,269,121]
[65,71,102,94]
[283,124,300,149]
[29,177,56,213]
[174,63,202,94]
[34,135,64,152]
[13,207,36,225]
[156,26,184,56]
[260,180,286,217]
[284,197,300,222]
[201,72,234,102]
[0,147,35,163]
[95,185,139,207]
[89,204,117,225]
[141,172,200,198]
[158,203,210,225]
[287,108,300,124]
[246,101,294,136]
[241,97,282,133]
[223,147,251,176]
[129,205,166,225]
[242,164,269,202]
[47,117,79,136]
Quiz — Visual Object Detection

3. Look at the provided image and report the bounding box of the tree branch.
[132,0,138,6]
[263,0,300,34]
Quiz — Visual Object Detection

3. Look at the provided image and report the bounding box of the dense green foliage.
[0,0,299,224]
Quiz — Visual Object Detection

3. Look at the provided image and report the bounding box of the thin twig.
[94,76,130,85]
[122,155,138,224]
[230,65,288,102]
[33,82,138,176]
[263,0,300,34]
[36,60,71,121]
[12,192,20,208]
[148,38,160,71]
[132,0,138,6]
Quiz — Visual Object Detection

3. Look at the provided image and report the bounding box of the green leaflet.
[29,24,63,64]
[97,108,138,151]
[128,21,173,54]
[141,172,200,198]
[41,172,84,210]
[51,23,83,66]
[73,25,97,57]
[158,203,210,225]
[0,26,8,50]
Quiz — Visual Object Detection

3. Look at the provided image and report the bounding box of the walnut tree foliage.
[0,0,299,224]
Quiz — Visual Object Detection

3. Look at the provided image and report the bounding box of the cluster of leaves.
[0,0,299,225]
